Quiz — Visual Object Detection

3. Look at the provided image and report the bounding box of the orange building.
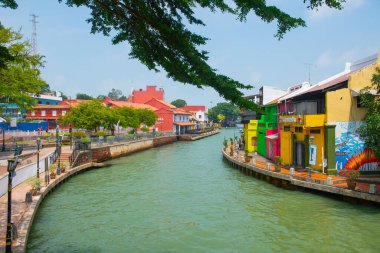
[128,85,164,104]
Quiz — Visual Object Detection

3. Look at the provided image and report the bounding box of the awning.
[351,89,379,97]
[266,133,278,140]
[174,122,195,126]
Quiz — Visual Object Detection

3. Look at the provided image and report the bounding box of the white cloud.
[307,0,364,22]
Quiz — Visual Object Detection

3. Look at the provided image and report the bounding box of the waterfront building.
[181,105,209,129]
[243,86,286,154]
[145,98,194,133]
[279,53,380,175]
[26,104,71,129]
[128,85,164,104]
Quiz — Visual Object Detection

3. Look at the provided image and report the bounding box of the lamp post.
[5,146,22,253]
[36,137,41,178]
[1,126,5,152]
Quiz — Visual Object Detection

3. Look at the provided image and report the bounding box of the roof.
[181,105,206,112]
[190,116,202,122]
[305,72,350,93]
[32,105,71,109]
[105,99,156,110]
[278,82,312,102]
[59,99,90,106]
[174,122,196,126]
[173,109,192,115]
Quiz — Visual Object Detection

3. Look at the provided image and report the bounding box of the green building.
[256,103,278,158]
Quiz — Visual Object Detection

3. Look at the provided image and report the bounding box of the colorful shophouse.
[279,53,380,175]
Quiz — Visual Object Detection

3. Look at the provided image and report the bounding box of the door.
[294,142,304,168]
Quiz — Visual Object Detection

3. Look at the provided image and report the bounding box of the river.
[27,128,380,252]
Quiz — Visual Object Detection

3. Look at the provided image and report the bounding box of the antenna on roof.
[303,62,316,84]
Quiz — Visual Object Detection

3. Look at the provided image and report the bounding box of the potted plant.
[275,156,282,172]
[244,150,251,163]
[338,169,360,190]
[49,163,57,179]
[61,161,69,173]
[29,178,41,196]
[223,139,228,151]
[229,145,234,156]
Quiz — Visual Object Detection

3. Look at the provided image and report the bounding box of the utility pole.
[30,14,38,55]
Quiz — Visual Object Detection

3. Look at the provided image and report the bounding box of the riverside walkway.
[223,146,380,204]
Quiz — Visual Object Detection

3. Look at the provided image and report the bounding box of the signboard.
[10,118,17,127]
[281,115,303,125]
[309,144,317,165]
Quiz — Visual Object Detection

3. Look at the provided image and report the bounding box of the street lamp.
[5,145,22,253]
[1,126,5,152]
[36,137,41,179]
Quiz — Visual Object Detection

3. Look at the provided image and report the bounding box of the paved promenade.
[225,147,380,203]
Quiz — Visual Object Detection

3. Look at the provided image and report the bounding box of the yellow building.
[280,115,326,170]
[279,53,380,175]
[244,119,258,152]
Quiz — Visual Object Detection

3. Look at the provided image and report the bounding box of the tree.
[1,1,344,111]
[76,93,93,100]
[208,102,241,123]
[59,91,68,100]
[119,95,128,101]
[0,25,46,109]
[97,94,106,100]
[62,99,106,131]
[171,99,187,108]
[358,67,380,156]
[135,108,157,127]
[117,106,140,130]
[108,88,123,99]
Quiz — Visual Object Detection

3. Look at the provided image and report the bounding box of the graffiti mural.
[335,121,379,171]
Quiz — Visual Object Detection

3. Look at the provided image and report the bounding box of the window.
[41,110,46,116]
[284,126,290,132]
[295,127,303,133]
[31,111,35,116]
[62,111,66,116]
[52,110,57,116]
[38,101,42,104]
[198,115,202,119]
[46,102,50,105]
[310,128,320,134]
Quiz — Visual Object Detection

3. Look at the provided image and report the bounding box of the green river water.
[27,128,380,253]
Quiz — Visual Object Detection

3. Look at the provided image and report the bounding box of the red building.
[129,85,164,104]
[26,105,71,129]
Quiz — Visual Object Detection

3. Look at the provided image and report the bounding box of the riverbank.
[223,147,380,205]
[0,130,218,252]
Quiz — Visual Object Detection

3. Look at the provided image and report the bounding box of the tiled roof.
[156,99,177,109]
[32,105,71,109]
[181,105,206,112]
[173,109,192,115]
[106,100,157,110]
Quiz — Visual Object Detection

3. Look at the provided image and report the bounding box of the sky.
[1,0,380,108]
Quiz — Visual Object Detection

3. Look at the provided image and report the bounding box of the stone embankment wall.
[83,136,178,164]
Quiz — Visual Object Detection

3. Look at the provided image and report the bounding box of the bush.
[72,131,87,139]
[96,131,106,137]
[128,130,135,134]
[107,136,115,141]
[80,137,91,143]
[43,133,51,138]
[140,126,149,132]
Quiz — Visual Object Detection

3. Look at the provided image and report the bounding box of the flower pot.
[347,180,356,190]
[61,168,66,173]
[275,165,281,172]
[30,189,38,196]
[50,173,56,179]
[245,156,251,163]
